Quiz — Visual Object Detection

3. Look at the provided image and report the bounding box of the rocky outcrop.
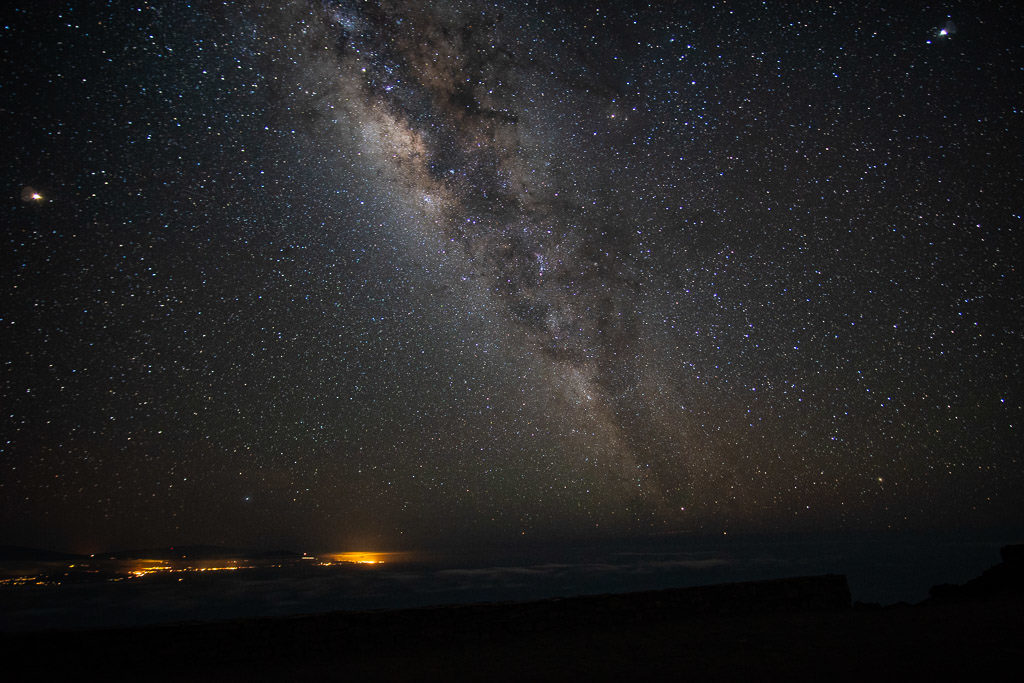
[929,544,1024,600]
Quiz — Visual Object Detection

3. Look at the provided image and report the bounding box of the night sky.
[2,1,1021,554]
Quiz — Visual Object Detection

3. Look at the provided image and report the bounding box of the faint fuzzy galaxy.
[1,1,1021,551]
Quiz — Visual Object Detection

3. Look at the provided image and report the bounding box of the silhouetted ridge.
[0,546,84,562]
[101,545,246,560]
[928,544,1024,600]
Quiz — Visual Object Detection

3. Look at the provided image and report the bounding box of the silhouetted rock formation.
[1001,543,1024,566]
[929,544,1024,600]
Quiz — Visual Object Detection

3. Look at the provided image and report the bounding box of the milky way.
[1,0,1021,551]
[307,0,679,505]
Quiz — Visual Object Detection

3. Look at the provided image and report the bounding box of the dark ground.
[3,552,1022,682]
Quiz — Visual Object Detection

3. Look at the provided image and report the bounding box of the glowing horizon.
[325,551,414,565]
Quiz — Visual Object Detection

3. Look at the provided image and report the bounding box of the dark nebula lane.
[307,0,686,508]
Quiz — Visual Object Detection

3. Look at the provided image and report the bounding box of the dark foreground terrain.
[3,547,1022,682]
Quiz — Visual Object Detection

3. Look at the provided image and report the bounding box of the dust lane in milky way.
[304,1,697,512]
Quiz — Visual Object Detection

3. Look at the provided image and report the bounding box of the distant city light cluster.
[0,551,412,587]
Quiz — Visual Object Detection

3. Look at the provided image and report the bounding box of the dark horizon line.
[4,523,1023,561]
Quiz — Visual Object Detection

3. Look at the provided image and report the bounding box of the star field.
[1,1,1021,552]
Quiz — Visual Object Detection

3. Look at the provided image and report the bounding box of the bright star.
[21,186,45,202]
